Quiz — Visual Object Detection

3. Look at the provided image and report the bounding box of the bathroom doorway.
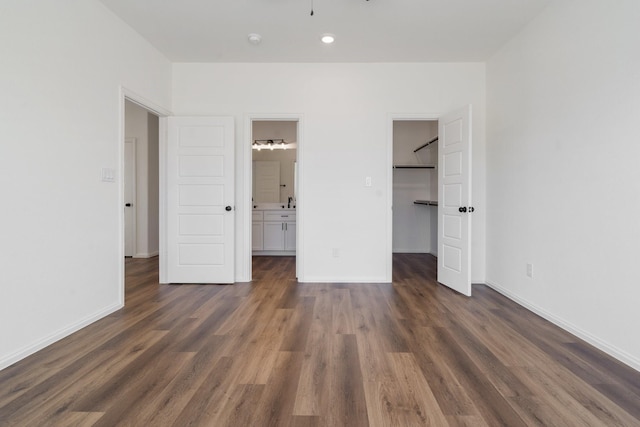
[249,119,300,279]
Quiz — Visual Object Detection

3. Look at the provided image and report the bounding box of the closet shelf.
[393,165,436,169]
[414,200,438,206]
[413,136,438,152]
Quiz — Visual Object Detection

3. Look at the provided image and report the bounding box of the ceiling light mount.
[247,33,262,45]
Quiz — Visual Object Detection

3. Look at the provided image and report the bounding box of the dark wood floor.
[1,254,639,426]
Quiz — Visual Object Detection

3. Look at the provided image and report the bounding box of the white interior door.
[437,106,472,296]
[254,161,280,202]
[166,116,235,284]
[124,138,136,257]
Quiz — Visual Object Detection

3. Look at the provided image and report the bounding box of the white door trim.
[386,113,440,282]
[243,114,304,282]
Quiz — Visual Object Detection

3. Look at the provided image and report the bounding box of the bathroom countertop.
[253,203,296,211]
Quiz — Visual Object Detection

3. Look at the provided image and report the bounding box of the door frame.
[118,87,171,301]
[243,114,304,282]
[386,113,440,282]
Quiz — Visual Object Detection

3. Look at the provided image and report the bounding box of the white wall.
[124,100,160,257]
[253,120,298,143]
[172,63,486,282]
[486,0,640,369]
[0,1,171,369]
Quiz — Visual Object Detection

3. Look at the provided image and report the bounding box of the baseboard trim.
[300,276,389,283]
[485,280,640,372]
[133,251,159,259]
[0,302,123,371]
[252,251,296,256]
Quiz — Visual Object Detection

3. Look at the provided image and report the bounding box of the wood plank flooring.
[1,254,639,426]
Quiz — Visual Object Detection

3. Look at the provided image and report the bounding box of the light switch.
[101,168,116,183]
[365,176,372,187]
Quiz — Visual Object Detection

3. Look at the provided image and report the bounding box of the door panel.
[442,214,462,239]
[438,106,472,296]
[179,155,224,177]
[179,214,222,235]
[166,116,234,284]
[442,245,462,271]
[254,161,280,203]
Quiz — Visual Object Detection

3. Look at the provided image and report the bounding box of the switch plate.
[101,168,116,183]
[365,176,372,187]
[332,248,340,258]
[526,263,533,278]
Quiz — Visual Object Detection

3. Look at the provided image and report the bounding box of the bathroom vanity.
[252,204,296,255]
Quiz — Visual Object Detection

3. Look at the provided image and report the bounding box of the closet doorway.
[390,106,473,296]
[249,119,300,279]
[392,119,439,258]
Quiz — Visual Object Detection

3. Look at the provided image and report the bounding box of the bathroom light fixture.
[321,34,335,44]
[252,139,297,150]
[247,33,262,45]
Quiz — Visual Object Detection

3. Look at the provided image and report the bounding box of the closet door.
[438,106,472,296]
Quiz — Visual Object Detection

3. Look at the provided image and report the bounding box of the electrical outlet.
[526,263,533,278]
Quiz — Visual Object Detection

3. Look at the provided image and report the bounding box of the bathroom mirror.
[252,121,297,204]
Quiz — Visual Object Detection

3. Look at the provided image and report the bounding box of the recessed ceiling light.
[321,34,335,44]
[248,33,262,45]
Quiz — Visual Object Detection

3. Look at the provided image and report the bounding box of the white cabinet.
[263,222,286,250]
[252,210,296,255]
[284,222,296,251]
[252,222,264,250]
[263,221,296,251]
[252,211,264,250]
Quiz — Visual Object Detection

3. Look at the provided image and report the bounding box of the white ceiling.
[98,0,553,63]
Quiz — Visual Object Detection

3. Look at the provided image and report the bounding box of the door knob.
[225,206,232,211]
[125,203,132,207]
[469,207,475,213]
[458,207,467,213]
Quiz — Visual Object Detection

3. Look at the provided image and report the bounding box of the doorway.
[122,95,165,302]
[123,99,160,260]
[392,119,439,257]
[249,119,300,280]
[389,107,473,296]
